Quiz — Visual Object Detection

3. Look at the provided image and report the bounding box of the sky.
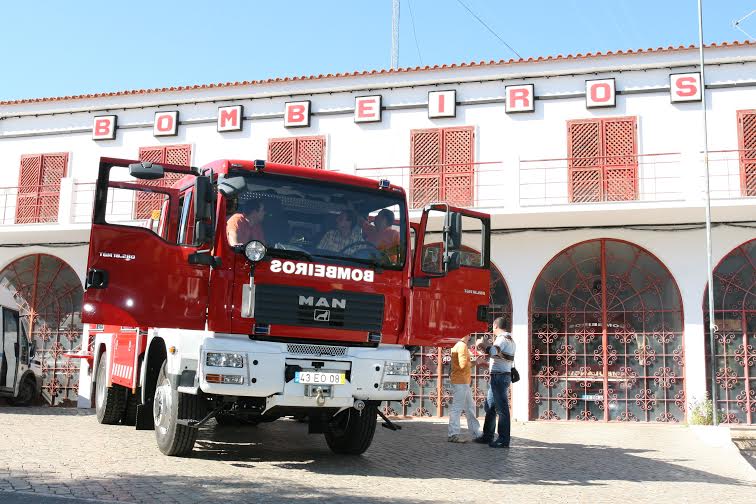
[0,0,753,101]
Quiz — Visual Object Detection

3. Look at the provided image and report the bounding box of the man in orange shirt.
[226,200,266,246]
[361,209,400,257]
[448,333,482,443]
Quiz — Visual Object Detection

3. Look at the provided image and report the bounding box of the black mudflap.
[135,402,155,430]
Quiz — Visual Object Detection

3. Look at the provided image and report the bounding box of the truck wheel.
[122,390,139,426]
[8,376,36,406]
[95,356,127,424]
[153,362,201,456]
[324,404,378,455]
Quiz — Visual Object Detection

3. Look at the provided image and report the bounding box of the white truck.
[0,305,41,406]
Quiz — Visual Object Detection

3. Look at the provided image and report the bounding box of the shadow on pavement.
[1,406,751,493]
[1,470,429,504]
[191,419,752,488]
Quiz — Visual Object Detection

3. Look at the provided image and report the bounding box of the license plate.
[295,371,345,385]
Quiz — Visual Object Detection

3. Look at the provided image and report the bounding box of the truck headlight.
[385,361,410,375]
[206,352,244,368]
[245,240,267,262]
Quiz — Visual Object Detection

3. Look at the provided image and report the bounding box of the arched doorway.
[530,239,685,422]
[704,238,755,424]
[384,258,512,417]
[0,254,83,405]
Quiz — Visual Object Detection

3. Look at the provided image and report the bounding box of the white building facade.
[0,42,754,423]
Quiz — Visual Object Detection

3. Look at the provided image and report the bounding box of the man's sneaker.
[473,436,492,444]
[448,434,467,443]
[488,438,510,448]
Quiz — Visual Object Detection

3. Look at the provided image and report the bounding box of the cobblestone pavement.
[0,406,754,503]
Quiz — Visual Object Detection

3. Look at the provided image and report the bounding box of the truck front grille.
[286,344,348,357]
[254,285,384,332]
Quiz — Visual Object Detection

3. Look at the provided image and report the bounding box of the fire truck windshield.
[225,172,407,270]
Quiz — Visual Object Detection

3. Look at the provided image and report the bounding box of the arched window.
[0,254,83,405]
[530,239,684,422]
[704,238,755,424]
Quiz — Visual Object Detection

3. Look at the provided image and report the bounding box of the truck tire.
[153,361,201,456]
[95,356,127,424]
[8,376,36,406]
[324,405,378,455]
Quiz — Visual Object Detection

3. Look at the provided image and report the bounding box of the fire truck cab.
[82,157,491,456]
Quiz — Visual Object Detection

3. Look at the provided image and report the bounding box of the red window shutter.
[738,110,756,197]
[410,127,475,209]
[16,155,43,224]
[295,136,326,170]
[410,129,443,208]
[268,136,326,169]
[38,153,69,222]
[15,153,67,224]
[441,127,474,207]
[134,145,191,219]
[603,117,638,201]
[568,120,603,202]
[268,138,296,165]
[164,144,192,166]
[568,117,637,202]
[138,146,164,164]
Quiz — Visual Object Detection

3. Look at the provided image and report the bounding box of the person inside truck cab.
[227,199,266,246]
[318,210,362,253]
[361,208,400,256]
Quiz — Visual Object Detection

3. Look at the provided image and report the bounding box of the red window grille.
[15,153,68,224]
[410,126,474,209]
[704,238,756,424]
[530,239,685,422]
[134,145,191,219]
[737,110,756,197]
[267,136,326,169]
[567,117,638,202]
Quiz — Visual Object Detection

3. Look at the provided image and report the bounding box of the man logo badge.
[314,309,331,322]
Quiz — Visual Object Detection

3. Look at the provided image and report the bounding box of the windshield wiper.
[267,248,314,262]
[314,254,383,270]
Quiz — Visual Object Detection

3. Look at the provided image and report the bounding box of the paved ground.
[0,406,754,503]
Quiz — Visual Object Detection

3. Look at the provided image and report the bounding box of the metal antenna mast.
[392,0,400,69]
[698,0,717,427]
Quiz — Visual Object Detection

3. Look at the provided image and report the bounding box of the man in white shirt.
[474,317,515,448]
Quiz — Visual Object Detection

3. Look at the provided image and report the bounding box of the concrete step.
[730,426,756,440]
[732,438,756,450]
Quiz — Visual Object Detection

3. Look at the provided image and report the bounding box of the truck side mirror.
[443,211,462,272]
[194,176,214,221]
[194,221,214,246]
[447,212,462,249]
[193,176,215,246]
[128,162,165,180]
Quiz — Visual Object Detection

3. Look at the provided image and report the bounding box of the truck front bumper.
[197,336,411,410]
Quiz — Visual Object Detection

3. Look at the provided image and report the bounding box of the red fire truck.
[81,157,491,456]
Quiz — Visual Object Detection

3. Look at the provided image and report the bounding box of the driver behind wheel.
[227,199,266,247]
[318,210,362,253]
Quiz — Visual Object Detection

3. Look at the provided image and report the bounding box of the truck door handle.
[85,268,109,289]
